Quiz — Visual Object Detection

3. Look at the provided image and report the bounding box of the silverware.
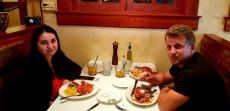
[86,102,100,111]
[60,94,82,100]
[151,89,157,97]
[77,76,95,80]
[131,79,138,96]
[115,104,128,111]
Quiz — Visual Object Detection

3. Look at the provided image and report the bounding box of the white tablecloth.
[48,63,159,111]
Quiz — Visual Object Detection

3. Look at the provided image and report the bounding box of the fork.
[115,104,128,111]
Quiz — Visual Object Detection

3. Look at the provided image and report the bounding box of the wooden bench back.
[0,35,31,73]
[200,34,230,108]
[0,28,34,111]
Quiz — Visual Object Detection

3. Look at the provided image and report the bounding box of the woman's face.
[37,32,58,60]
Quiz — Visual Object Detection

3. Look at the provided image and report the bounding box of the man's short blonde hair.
[165,24,195,45]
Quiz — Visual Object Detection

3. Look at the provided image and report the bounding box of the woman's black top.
[2,55,82,111]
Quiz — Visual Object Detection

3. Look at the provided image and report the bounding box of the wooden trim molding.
[57,12,200,29]
[0,26,36,42]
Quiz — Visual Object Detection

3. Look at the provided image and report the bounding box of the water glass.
[103,60,111,76]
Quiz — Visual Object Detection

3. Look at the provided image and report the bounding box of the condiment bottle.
[125,42,132,73]
[112,41,118,65]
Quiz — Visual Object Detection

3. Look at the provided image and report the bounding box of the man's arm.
[158,87,189,111]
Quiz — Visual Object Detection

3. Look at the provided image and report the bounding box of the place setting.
[59,80,100,100]
[126,80,160,106]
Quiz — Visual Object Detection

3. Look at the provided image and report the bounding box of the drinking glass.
[103,60,111,76]
[116,64,125,78]
[87,62,97,76]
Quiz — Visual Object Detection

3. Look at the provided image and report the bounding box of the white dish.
[129,63,156,80]
[97,91,122,103]
[129,71,144,80]
[112,78,131,88]
[59,80,99,99]
[130,63,156,71]
[126,81,160,106]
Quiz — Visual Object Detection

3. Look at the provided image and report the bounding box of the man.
[140,24,228,111]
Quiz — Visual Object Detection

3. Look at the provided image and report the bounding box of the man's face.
[165,35,194,66]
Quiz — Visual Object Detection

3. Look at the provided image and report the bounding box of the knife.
[131,79,138,96]
[59,93,83,100]
[77,76,95,80]
[151,89,157,97]
[86,102,100,111]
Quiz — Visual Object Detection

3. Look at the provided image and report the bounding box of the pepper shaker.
[112,41,118,65]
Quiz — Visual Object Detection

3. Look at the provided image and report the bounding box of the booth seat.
[0,27,33,110]
[200,34,230,109]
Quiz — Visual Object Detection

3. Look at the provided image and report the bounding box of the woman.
[3,25,82,111]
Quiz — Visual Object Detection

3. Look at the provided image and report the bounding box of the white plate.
[130,63,156,71]
[97,91,122,103]
[129,63,156,80]
[129,71,145,80]
[112,78,132,88]
[126,81,160,106]
[59,80,99,99]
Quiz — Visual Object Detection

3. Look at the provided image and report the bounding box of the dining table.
[48,62,160,111]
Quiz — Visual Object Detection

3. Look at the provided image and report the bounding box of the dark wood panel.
[184,0,199,15]
[200,34,230,109]
[0,26,34,71]
[56,0,200,29]
[224,17,230,31]
[224,6,230,31]
[4,1,27,24]
[57,0,72,10]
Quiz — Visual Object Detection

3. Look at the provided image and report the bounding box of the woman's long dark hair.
[29,25,81,79]
[29,25,67,78]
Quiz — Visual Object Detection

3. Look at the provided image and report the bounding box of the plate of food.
[59,80,99,99]
[126,81,159,106]
[129,63,157,80]
[97,91,122,104]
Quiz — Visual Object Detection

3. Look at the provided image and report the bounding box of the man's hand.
[140,74,160,86]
